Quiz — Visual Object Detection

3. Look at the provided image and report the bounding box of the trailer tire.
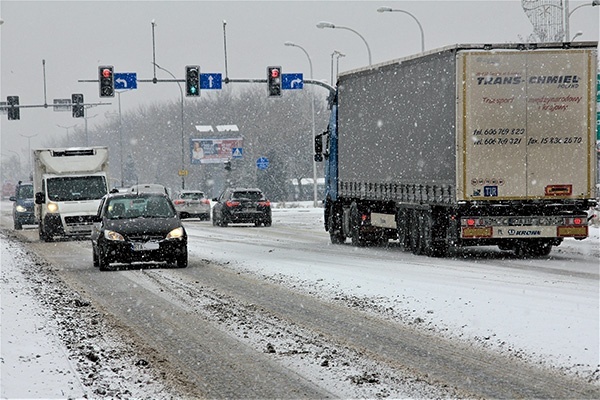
[328,207,345,244]
[408,210,422,255]
[350,202,367,247]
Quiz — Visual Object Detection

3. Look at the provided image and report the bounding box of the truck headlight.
[16,205,27,212]
[104,230,125,241]
[47,202,59,213]
[166,227,184,239]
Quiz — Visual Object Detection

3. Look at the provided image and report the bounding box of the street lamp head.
[284,41,297,47]
[377,7,393,12]
[317,21,335,29]
[593,0,600,6]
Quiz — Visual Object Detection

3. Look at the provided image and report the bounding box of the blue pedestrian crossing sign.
[232,147,243,158]
[201,73,222,89]
[256,157,269,170]
[282,73,303,90]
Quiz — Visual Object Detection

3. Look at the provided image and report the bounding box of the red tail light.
[173,199,185,205]
[226,200,240,207]
[258,201,271,207]
[202,199,210,205]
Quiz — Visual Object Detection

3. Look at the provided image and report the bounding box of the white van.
[129,184,170,197]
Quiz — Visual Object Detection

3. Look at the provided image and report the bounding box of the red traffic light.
[102,68,112,78]
[270,68,280,78]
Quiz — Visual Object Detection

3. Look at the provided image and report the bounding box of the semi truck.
[33,147,109,241]
[315,42,597,257]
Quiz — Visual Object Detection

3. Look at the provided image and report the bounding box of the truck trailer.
[33,147,109,241]
[315,42,597,257]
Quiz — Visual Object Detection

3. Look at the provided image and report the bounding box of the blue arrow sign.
[282,73,303,90]
[114,73,137,89]
[201,73,222,89]
[256,157,269,170]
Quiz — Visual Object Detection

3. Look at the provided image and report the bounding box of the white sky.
[1,0,598,160]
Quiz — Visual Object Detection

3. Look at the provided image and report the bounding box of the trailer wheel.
[398,209,410,250]
[408,210,422,255]
[350,202,367,247]
[328,207,345,244]
[514,240,553,257]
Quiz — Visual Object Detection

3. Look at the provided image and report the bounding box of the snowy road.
[1,202,598,398]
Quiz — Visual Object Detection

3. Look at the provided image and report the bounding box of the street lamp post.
[331,50,346,86]
[284,41,318,207]
[566,0,600,41]
[57,124,78,143]
[150,20,185,190]
[19,133,38,173]
[83,109,98,146]
[317,21,372,67]
[377,7,425,53]
[330,50,345,85]
[115,90,132,187]
[154,63,185,190]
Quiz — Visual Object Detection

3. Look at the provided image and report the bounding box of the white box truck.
[316,42,597,256]
[33,147,109,241]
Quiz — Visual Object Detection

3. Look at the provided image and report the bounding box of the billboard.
[191,137,243,164]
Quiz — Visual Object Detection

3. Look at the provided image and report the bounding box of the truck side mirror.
[314,134,323,162]
[35,192,45,204]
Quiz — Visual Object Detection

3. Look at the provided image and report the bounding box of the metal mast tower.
[522,0,566,42]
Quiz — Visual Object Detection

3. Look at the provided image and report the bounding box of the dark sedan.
[212,187,272,227]
[91,192,187,271]
[10,181,35,230]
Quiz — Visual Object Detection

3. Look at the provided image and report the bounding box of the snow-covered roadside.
[1,236,86,399]
[0,232,186,399]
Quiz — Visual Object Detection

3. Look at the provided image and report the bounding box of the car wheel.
[98,250,111,271]
[14,220,22,230]
[176,250,188,268]
[39,224,52,242]
[92,246,99,268]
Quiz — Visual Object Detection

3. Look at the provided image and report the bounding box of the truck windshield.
[47,176,107,201]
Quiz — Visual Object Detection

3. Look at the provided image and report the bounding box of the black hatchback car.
[212,188,272,227]
[91,192,187,271]
[10,181,35,230]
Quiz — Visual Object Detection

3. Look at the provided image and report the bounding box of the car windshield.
[17,185,34,199]
[47,176,107,201]
[106,196,176,219]
[181,192,204,200]
[232,191,264,201]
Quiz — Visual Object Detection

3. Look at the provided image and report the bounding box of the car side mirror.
[212,197,218,202]
[35,192,45,204]
[9,196,16,202]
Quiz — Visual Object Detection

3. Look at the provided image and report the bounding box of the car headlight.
[47,202,59,213]
[104,230,125,241]
[166,227,184,239]
[16,205,27,212]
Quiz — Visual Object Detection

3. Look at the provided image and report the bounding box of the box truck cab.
[33,147,109,241]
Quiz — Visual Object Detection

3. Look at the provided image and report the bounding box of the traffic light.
[71,93,84,118]
[7,96,20,120]
[267,66,282,97]
[185,66,200,96]
[98,66,114,97]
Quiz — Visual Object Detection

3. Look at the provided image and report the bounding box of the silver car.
[173,190,211,220]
